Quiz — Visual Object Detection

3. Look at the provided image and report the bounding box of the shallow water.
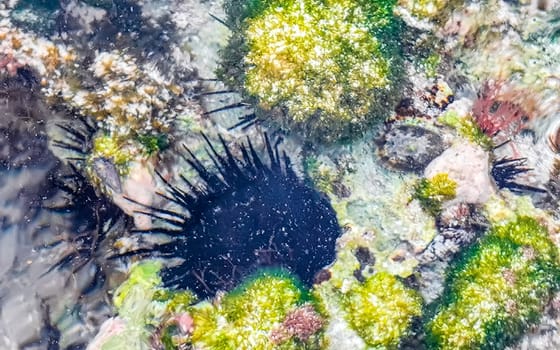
[1,1,560,350]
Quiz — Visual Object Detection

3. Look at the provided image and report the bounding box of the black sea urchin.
[42,164,128,294]
[132,134,342,297]
[46,118,128,293]
[491,157,546,193]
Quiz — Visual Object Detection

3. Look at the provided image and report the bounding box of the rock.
[424,141,496,204]
[378,124,446,172]
[419,227,477,264]
[112,161,156,230]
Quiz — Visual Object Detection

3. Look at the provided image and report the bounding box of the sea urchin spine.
[129,133,342,297]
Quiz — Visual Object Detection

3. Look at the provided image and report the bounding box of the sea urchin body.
[136,134,342,297]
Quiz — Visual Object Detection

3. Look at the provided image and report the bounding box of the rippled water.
[2,1,560,350]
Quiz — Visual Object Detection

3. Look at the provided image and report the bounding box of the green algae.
[136,133,169,156]
[102,261,166,350]
[413,173,457,216]
[342,272,422,348]
[188,269,324,350]
[220,0,404,141]
[92,134,134,174]
[426,216,560,350]
[315,271,422,349]
[422,53,441,78]
[243,0,390,121]
[438,110,494,150]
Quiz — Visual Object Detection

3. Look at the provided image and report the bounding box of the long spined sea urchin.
[129,133,342,297]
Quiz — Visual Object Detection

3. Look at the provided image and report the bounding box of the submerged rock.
[424,141,496,204]
[378,124,446,172]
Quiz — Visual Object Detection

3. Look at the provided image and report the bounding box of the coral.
[0,18,75,78]
[45,50,185,139]
[187,269,324,349]
[124,134,341,297]
[438,110,493,149]
[221,0,403,141]
[0,13,196,190]
[426,216,560,350]
[413,173,457,216]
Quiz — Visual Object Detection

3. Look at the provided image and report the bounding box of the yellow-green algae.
[398,0,451,19]
[102,261,169,350]
[188,269,324,349]
[438,110,494,150]
[99,262,197,350]
[483,192,557,228]
[222,0,402,141]
[92,134,134,173]
[421,52,441,78]
[244,0,390,123]
[412,173,457,216]
[315,271,422,349]
[426,216,560,350]
[342,272,422,348]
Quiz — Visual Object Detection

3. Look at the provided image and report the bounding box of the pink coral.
[270,305,323,344]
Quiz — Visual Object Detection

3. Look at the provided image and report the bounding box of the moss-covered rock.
[426,216,560,350]
[188,269,324,349]
[413,173,457,216]
[315,271,422,349]
[221,0,404,142]
[342,272,423,348]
